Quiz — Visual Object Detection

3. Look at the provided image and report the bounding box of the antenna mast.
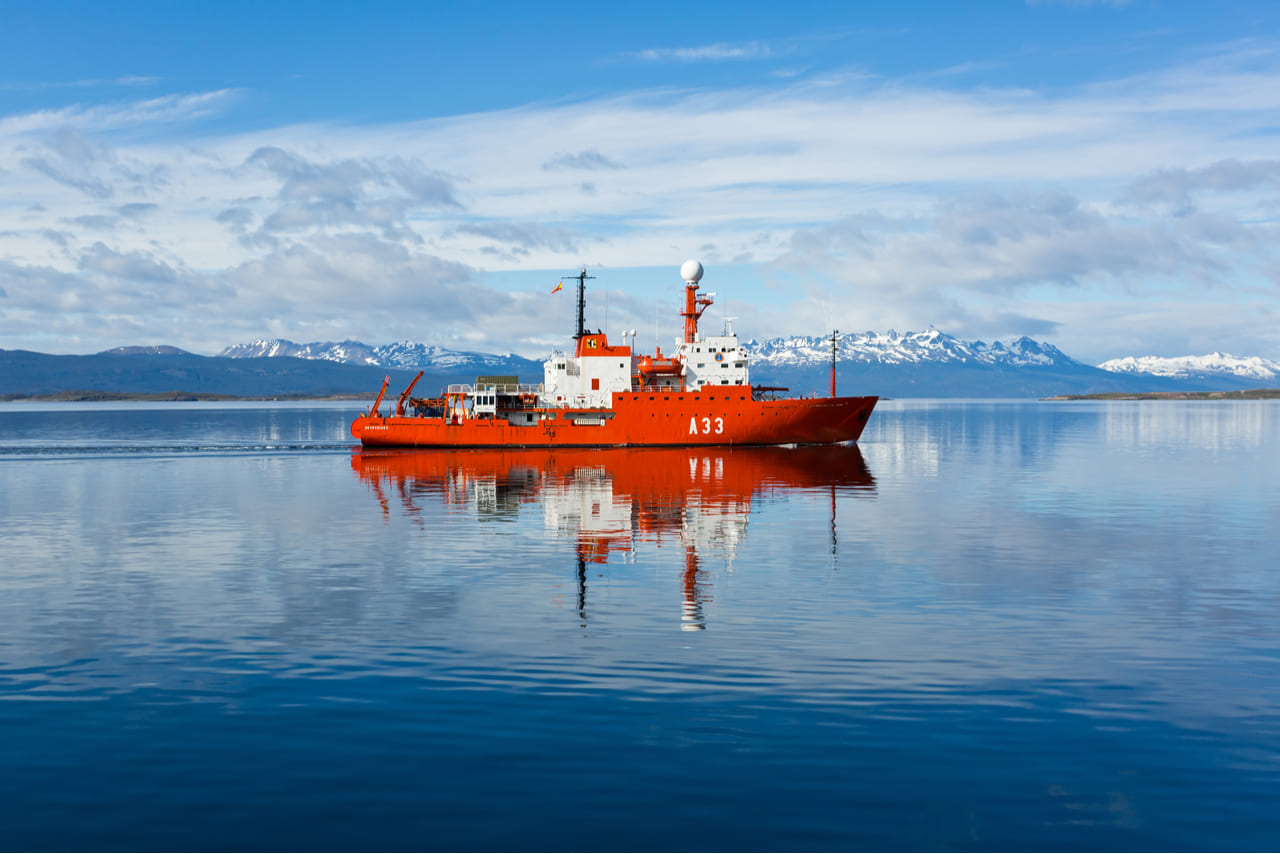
[679,259,709,343]
[568,267,595,339]
[830,329,839,397]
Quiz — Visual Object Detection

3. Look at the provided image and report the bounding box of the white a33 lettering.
[688,416,724,435]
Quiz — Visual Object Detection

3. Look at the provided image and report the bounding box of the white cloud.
[0,89,239,137]
[633,41,773,63]
[541,149,625,171]
[1026,0,1132,7]
[1123,158,1280,213]
[1,43,1279,361]
[0,75,162,91]
[454,222,584,259]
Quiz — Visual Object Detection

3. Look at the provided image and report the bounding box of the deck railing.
[447,383,543,396]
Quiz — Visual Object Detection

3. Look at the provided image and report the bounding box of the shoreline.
[1043,389,1280,401]
[6,389,1279,403]
[1,391,370,402]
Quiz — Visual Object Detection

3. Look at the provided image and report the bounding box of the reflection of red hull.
[350,444,876,506]
[351,393,878,448]
[353,445,875,631]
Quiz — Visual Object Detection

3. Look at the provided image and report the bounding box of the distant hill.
[98,345,194,356]
[756,360,1199,399]
[0,350,430,398]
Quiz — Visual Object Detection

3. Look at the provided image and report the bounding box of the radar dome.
[680,259,704,284]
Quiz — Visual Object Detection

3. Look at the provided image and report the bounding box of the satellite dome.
[680,259,704,284]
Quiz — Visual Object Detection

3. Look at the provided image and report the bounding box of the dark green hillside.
[752,361,1217,399]
[0,350,459,398]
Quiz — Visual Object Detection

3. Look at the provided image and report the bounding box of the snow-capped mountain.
[221,331,1078,372]
[99,345,192,356]
[1098,353,1280,383]
[218,338,535,371]
[745,329,1079,368]
[218,339,373,362]
[370,341,531,371]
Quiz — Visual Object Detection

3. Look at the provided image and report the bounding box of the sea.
[1,399,1278,851]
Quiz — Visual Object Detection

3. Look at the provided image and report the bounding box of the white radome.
[680,259,704,284]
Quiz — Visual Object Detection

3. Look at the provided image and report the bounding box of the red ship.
[350,260,877,448]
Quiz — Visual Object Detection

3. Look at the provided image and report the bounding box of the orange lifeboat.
[636,346,683,390]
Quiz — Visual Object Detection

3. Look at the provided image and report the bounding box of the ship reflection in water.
[351,445,876,630]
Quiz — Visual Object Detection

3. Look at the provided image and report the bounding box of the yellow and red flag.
[551,280,563,294]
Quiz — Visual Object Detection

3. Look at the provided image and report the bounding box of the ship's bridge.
[542,333,634,408]
[574,333,630,358]
[678,322,750,392]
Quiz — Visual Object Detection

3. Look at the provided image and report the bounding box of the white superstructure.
[538,259,750,409]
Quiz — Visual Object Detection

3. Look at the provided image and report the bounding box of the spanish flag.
[551,280,563,294]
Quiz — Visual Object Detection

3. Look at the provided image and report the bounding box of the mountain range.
[3,331,1275,398]
[1097,352,1280,382]
[747,329,1072,368]
[217,339,536,372]
[746,330,1277,396]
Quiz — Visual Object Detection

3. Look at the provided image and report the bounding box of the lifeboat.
[636,348,683,391]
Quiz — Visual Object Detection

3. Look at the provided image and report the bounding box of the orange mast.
[679,259,713,343]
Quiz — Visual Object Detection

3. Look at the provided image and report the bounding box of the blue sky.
[2,0,1279,363]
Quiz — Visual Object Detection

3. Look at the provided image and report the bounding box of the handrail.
[468,382,543,395]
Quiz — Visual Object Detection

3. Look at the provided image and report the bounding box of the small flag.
[551,280,563,294]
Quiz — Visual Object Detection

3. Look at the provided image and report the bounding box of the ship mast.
[679,259,712,343]
[830,329,839,397]
[568,267,594,340]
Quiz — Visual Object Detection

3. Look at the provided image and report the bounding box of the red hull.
[351,392,877,448]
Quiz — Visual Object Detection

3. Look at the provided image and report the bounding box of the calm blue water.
[1,400,1278,851]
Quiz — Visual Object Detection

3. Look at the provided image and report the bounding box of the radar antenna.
[680,260,713,344]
